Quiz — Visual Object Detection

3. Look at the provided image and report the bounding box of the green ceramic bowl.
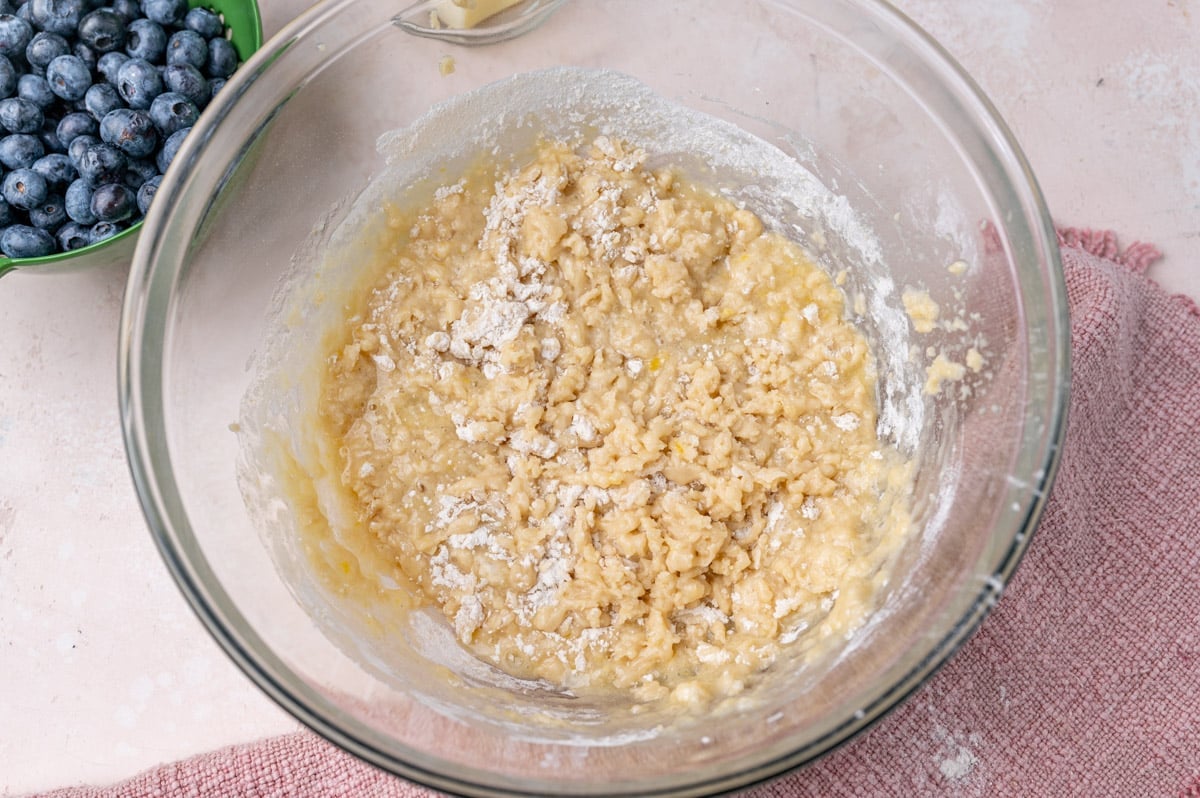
[0,0,263,279]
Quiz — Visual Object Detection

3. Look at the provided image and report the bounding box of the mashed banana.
[316,136,912,703]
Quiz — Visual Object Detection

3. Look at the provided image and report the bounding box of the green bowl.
[0,0,263,279]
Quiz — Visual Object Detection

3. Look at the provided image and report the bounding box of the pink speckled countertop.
[1,1,1197,794]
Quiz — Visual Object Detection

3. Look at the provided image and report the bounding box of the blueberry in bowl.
[0,0,261,277]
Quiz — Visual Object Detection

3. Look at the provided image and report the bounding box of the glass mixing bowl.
[119,0,1068,794]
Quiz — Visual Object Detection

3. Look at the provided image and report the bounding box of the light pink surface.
[3,0,1200,795]
[36,234,1200,797]
[896,0,1200,303]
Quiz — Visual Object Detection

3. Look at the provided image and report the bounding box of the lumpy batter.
[315,136,911,703]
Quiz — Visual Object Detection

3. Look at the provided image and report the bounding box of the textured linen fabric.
[39,232,1200,798]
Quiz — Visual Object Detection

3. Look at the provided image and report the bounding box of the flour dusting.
[1118,51,1200,202]
[932,724,983,784]
[939,744,978,780]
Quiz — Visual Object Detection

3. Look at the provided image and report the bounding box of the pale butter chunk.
[434,0,523,28]
[902,287,940,334]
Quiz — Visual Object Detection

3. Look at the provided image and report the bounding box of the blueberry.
[115,57,161,109]
[0,14,32,60]
[37,121,63,153]
[84,81,121,120]
[73,40,97,71]
[14,2,32,25]
[109,0,137,23]
[147,90,194,137]
[140,0,184,26]
[96,49,127,83]
[17,73,53,109]
[0,194,11,225]
[0,54,14,97]
[31,151,73,185]
[207,76,226,102]
[55,109,94,145]
[184,7,221,39]
[64,175,94,222]
[0,97,42,132]
[1,223,54,257]
[56,219,88,249]
[99,106,155,157]
[161,62,205,108]
[122,153,153,187]
[29,0,85,37]
[25,31,69,70]
[87,219,120,243]
[165,29,205,70]
[89,180,133,221]
[45,54,91,102]
[2,166,48,209]
[76,8,125,54]
[205,37,236,79]
[28,193,65,228]
[123,18,163,62]
[40,120,65,147]
[66,130,95,167]
[76,140,124,184]
[0,131,42,167]
[154,123,184,171]
[134,170,157,213]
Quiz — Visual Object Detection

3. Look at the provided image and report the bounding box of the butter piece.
[434,0,523,29]
[902,287,940,334]
[924,353,966,395]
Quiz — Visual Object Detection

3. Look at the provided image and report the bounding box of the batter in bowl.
[314,135,913,704]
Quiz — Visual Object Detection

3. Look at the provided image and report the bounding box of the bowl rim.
[118,0,1069,794]
[0,0,264,279]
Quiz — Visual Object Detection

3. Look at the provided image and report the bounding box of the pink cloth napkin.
[41,230,1200,798]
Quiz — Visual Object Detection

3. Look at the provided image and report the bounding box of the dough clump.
[316,136,912,704]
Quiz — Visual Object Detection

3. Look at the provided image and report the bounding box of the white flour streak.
[1119,51,1200,202]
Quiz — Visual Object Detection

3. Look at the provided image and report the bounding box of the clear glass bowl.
[119,0,1068,795]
